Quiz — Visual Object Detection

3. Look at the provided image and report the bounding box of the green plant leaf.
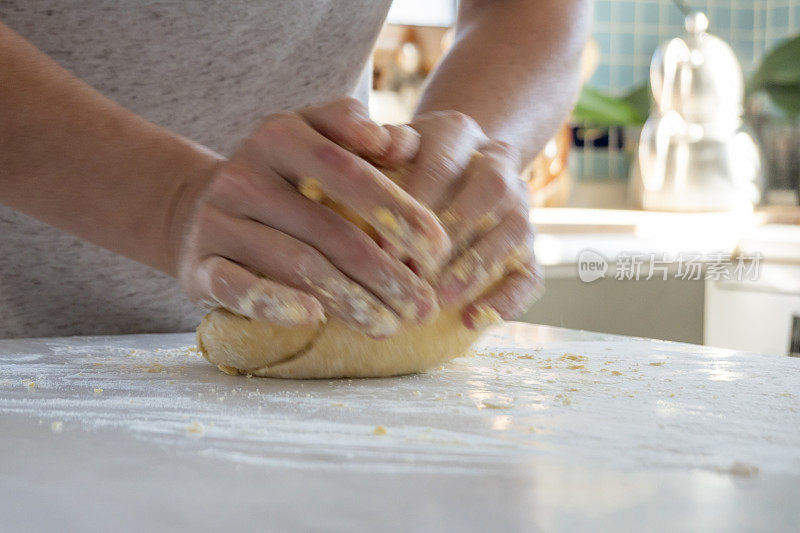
[763,83,800,118]
[749,34,800,93]
[573,85,648,127]
[622,82,652,121]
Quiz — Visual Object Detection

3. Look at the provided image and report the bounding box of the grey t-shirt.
[0,0,392,338]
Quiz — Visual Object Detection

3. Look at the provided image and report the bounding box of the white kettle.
[634,12,762,212]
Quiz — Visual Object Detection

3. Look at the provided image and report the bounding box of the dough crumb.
[24,380,35,389]
[373,425,388,436]
[481,400,513,409]
[93,388,103,395]
[555,394,572,406]
[373,207,400,233]
[145,363,165,373]
[611,370,623,376]
[50,421,64,433]
[649,362,665,366]
[561,353,588,362]
[186,421,205,434]
[298,177,325,202]
[330,402,346,408]
[719,461,759,478]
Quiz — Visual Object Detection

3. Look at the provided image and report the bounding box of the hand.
[175,98,451,338]
[403,111,544,329]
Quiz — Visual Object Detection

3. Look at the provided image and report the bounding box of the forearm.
[0,22,220,275]
[415,0,591,162]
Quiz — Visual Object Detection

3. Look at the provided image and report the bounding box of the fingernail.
[393,125,420,158]
[358,121,390,155]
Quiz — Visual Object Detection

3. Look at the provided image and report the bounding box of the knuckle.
[444,110,478,131]
[208,163,256,201]
[257,112,300,139]
[482,166,510,198]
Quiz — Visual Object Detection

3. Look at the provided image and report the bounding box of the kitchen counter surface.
[1,323,798,532]
[531,207,800,272]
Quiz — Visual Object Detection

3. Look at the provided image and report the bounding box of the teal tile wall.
[590,0,800,92]
[576,0,800,182]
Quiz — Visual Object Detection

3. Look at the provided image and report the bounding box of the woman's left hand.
[400,110,544,329]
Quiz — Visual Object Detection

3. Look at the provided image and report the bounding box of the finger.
[376,124,421,167]
[246,116,451,275]
[462,266,545,330]
[207,167,438,323]
[203,207,400,338]
[297,98,391,158]
[404,111,487,209]
[436,208,535,307]
[437,141,523,251]
[190,256,324,326]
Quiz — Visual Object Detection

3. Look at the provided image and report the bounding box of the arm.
[399,0,591,327]
[416,0,592,161]
[0,22,446,336]
[0,22,219,275]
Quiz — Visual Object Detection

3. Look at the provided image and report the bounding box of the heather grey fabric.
[0,0,392,338]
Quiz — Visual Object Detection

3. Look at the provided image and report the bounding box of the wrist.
[161,143,223,277]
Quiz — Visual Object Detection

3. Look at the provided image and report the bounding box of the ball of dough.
[197,307,481,379]
[196,166,494,379]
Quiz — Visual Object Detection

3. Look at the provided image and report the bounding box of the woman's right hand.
[175,98,451,338]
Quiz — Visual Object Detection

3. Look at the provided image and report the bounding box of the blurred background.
[371,0,800,357]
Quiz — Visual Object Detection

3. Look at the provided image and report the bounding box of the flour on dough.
[197,306,482,379]
[196,167,499,379]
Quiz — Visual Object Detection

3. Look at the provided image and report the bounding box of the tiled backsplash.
[578,0,800,184]
[591,0,800,91]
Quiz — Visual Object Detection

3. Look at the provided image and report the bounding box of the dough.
[197,306,482,378]
[196,167,499,379]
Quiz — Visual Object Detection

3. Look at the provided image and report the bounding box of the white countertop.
[531,207,800,270]
[1,324,798,532]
